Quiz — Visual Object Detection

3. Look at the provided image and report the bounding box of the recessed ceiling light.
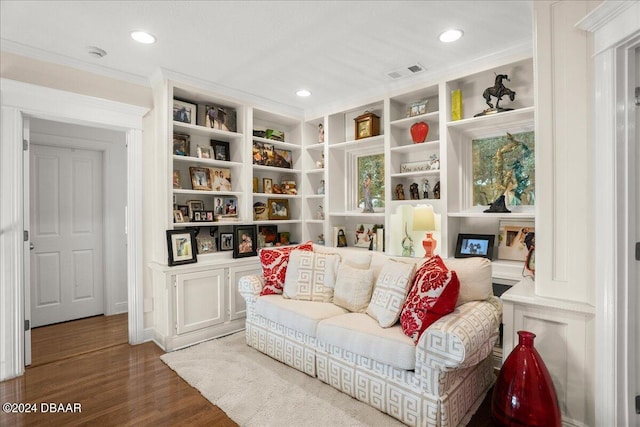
[439,29,464,43]
[296,89,312,97]
[130,30,156,44]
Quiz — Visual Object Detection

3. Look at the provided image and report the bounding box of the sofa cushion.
[255,295,348,337]
[283,250,340,302]
[366,259,416,327]
[333,263,375,312]
[259,241,314,296]
[400,256,460,343]
[443,257,493,306]
[317,313,416,370]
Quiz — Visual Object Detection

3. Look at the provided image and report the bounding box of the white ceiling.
[0,1,533,114]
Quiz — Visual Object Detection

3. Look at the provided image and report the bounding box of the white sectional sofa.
[238,244,502,427]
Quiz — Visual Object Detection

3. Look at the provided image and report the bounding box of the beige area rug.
[160,331,406,426]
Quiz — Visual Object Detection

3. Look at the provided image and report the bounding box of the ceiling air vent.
[386,63,426,80]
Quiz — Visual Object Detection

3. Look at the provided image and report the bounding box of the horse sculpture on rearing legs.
[475,74,516,116]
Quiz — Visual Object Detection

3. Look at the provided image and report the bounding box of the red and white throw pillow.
[400,256,460,343]
[259,241,314,296]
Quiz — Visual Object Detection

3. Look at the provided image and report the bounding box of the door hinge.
[23,230,29,242]
[636,395,639,414]
[636,242,640,261]
[635,87,640,106]
[23,139,28,150]
[24,319,30,331]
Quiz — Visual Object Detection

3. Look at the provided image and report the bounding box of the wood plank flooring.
[1,315,493,426]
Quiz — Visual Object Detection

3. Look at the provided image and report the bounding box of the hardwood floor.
[1,315,493,426]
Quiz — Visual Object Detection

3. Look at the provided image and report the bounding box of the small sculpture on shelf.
[401,223,415,257]
[422,178,430,199]
[428,154,440,170]
[316,205,325,220]
[409,183,420,200]
[316,153,324,169]
[317,234,325,245]
[317,179,325,195]
[361,173,374,213]
[433,181,441,199]
[395,183,405,200]
[484,194,511,213]
[318,123,324,143]
[475,74,516,117]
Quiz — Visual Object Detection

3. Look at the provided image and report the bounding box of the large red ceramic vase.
[491,331,562,427]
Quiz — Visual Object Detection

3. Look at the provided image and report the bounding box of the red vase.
[410,121,429,143]
[492,331,562,427]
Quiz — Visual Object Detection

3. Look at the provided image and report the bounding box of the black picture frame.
[220,232,234,251]
[455,233,495,259]
[233,225,258,258]
[211,139,230,161]
[166,229,197,266]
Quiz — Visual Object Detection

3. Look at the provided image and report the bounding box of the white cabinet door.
[175,268,226,335]
[228,262,261,321]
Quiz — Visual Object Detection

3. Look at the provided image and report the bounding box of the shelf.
[252,219,302,225]
[388,198,442,207]
[446,107,534,139]
[305,194,325,199]
[252,165,301,173]
[306,144,325,152]
[305,219,324,224]
[329,135,384,151]
[390,170,440,179]
[448,206,535,219]
[174,221,240,227]
[173,121,243,140]
[173,189,244,197]
[173,156,243,168]
[252,136,300,150]
[306,168,324,174]
[390,140,439,153]
[252,193,301,199]
[329,211,385,218]
[389,111,439,130]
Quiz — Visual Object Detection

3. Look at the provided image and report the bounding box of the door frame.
[0,78,149,380]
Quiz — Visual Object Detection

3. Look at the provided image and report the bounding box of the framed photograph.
[273,148,292,169]
[223,197,238,215]
[204,104,237,132]
[189,167,212,191]
[252,141,271,166]
[173,133,190,156]
[186,200,204,220]
[278,231,290,245]
[177,205,189,219]
[173,100,197,125]
[455,234,495,260]
[173,210,185,223]
[173,170,181,189]
[268,198,290,220]
[233,225,258,258]
[253,201,267,221]
[211,139,230,161]
[210,167,232,192]
[196,233,217,254]
[197,145,213,159]
[497,220,535,261]
[354,223,376,248]
[263,178,273,194]
[258,225,278,247]
[166,229,197,266]
[220,232,234,251]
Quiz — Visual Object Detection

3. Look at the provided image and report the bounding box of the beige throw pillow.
[283,250,340,302]
[443,257,493,306]
[366,259,416,327]
[333,263,375,312]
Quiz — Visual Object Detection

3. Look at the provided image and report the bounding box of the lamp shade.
[412,205,435,231]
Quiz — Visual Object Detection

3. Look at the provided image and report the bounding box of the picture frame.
[189,167,212,191]
[258,225,278,247]
[173,133,191,156]
[407,99,429,117]
[209,167,232,192]
[177,205,189,219]
[186,200,204,220]
[173,100,197,125]
[197,145,213,159]
[173,170,181,189]
[263,178,273,194]
[220,232,234,251]
[278,231,290,245]
[223,197,238,215]
[192,210,215,222]
[253,201,268,221]
[252,141,292,169]
[497,220,535,261]
[173,210,185,223]
[196,233,217,254]
[273,148,293,169]
[233,224,258,258]
[204,104,237,132]
[267,198,290,220]
[455,233,495,260]
[211,139,230,161]
[166,229,197,266]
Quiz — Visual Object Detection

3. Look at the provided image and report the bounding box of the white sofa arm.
[415,296,502,394]
[238,274,264,306]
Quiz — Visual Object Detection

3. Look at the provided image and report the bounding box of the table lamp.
[413,205,436,257]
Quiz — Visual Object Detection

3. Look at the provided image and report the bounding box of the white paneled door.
[30,144,104,327]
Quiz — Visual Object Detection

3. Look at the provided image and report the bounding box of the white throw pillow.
[343,252,372,270]
[366,259,416,327]
[443,257,493,306]
[333,263,375,312]
[283,250,340,302]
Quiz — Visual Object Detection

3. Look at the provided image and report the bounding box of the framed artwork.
[268,198,290,220]
[455,234,495,260]
[258,225,278,247]
[220,232,234,251]
[186,200,204,220]
[356,153,385,211]
[263,178,273,194]
[253,202,267,221]
[204,104,237,132]
[173,100,197,125]
[273,148,292,169]
[233,224,258,258]
[166,229,197,266]
[173,133,190,156]
[252,141,272,166]
[211,139,230,161]
[354,223,376,248]
[196,233,217,254]
[497,220,535,261]
[197,145,213,159]
[173,170,181,189]
[189,167,212,191]
[173,210,185,223]
[209,167,232,192]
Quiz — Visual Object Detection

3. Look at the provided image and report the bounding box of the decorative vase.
[410,121,429,143]
[492,331,562,427]
[421,232,436,257]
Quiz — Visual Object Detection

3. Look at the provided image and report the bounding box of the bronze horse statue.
[482,74,516,110]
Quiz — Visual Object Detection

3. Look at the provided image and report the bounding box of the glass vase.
[491,330,562,427]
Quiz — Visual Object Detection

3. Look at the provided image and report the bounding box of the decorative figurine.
[433,181,441,199]
[410,182,419,200]
[484,194,511,213]
[401,223,415,257]
[475,74,516,117]
[318,123,324,143]
[316,153,325,169]
[429,153,440,170]
[362,173,374,213]
[317,179,325,195]
[422,178,430,199]
[395,184,405,200]
[317,205,324,220]
[317,234,325,245]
